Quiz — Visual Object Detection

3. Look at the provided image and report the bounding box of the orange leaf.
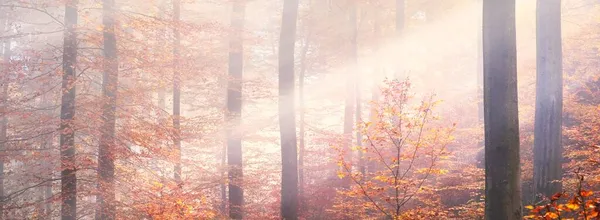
[544,212,559,219]
[580,190,594,197]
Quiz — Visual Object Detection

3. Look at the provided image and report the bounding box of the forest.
[0,0,599,219]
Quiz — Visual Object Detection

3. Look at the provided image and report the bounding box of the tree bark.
[298,24,310,211]
[173,0,182,183]
[0,3,9,216]
[483,0,522,218]
[60,1,78,219]
[96,0,118,218]
[342,0,357,178]
[477,0,484,123]
[279,0,299,219]
[533,0,563,201]
[227,1,245,219]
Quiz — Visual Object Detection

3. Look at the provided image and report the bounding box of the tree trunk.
[477,0,484,123]
[227,1,245,219]
[96,0,118,219]
[0,33,8,220]
[279,0,299,219]
[350,1,365,177]
[533,0,563,201]
[173,0,182,183]
[60,1,79,219]
[483,0,522,219]
[342,0,357,177]
[0,4,9,217]
[157,0,167,113]
[298,25,310,211]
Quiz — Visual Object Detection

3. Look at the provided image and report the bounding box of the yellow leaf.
[566,202,580,210]
[524,205,534,210]
[337,171,345,179]
[544,212,559,219]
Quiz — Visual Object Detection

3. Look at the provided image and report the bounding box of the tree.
[482,0,522,218]
[96,0,119,218]
[298,8,311,209]
[342,0,356,177]
[173,0,182,183]
[533,0,563,201]
[0,3,11,217]
[334,80,454,219]
[279,0,299,219]
[60,0,79,219]
[227,0,246,219]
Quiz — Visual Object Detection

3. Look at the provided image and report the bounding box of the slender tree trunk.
[483,0,522,219]
[157,0,167,113]
[172,0,182,183]
[298,24,310,211]
[227,1,245,219]
[477,0,483,123]
[342,0,357,177]
[60,1,79,219]
[279,0,299,219]
[96,0,118,218]
[533,0,563,201]
[0,33,8,220]
[0,4,9,217]
[350,1,365,177]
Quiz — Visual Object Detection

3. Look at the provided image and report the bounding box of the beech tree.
[227,0,246,219]
[96,0,119,218]
[279,0,299,219]
[60,0,78,219]
[483,0,522,218]
[173,0,182,183]
[0,2,10,217]
[342,0,356,177]
[533,0,563,201]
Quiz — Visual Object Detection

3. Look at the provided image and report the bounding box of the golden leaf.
[543,212,559,219]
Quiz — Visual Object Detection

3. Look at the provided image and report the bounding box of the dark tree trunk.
[227,1,245,219]
[173,0,182,183]
[533,0,563,201]
[279,0,299,219]
[60,1,79,219]
[96,0,118,219]
[483,0,522,219]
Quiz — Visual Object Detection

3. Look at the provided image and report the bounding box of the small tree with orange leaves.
[331,79,455,219]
